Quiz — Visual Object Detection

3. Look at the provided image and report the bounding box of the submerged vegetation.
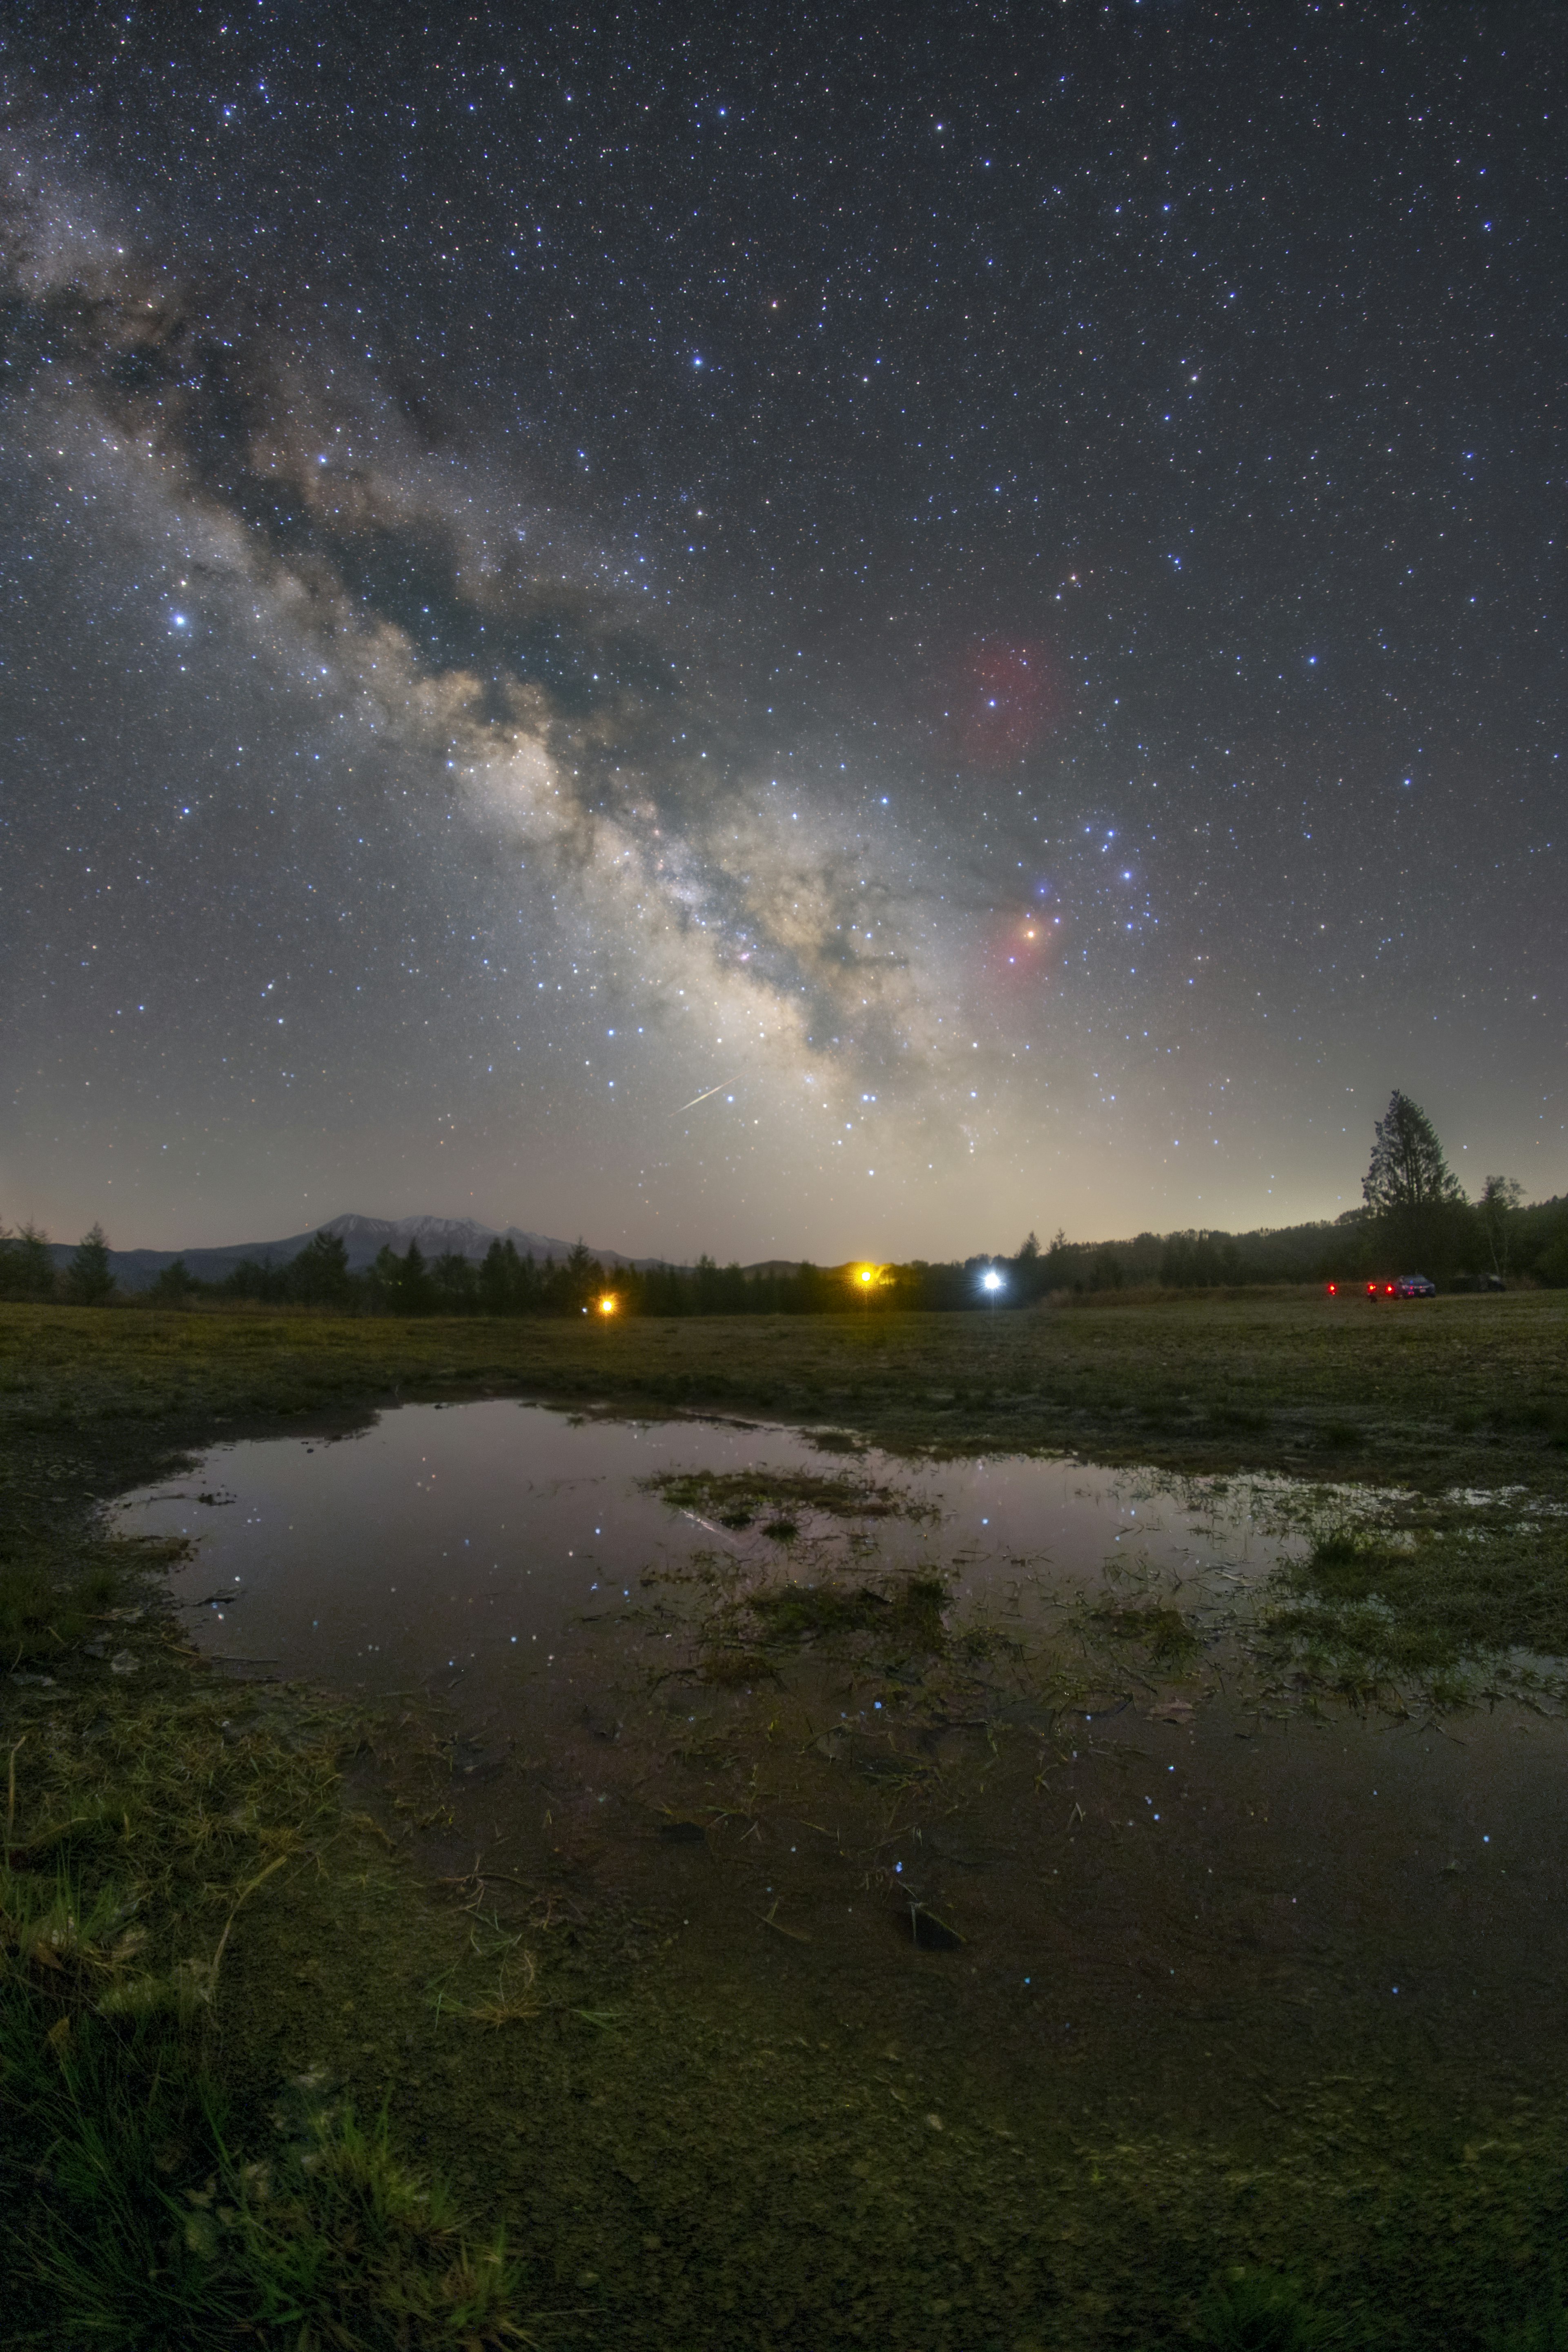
[3,1290,1568,2344]
[645,1463,932,1523]
[1266,1511,1568,1687]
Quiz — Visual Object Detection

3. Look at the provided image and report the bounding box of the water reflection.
[113,1399,1293,1699]
[113,1399,1568,2144]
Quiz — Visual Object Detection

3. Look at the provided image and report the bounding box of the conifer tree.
[65,1223,115,1305]
[478,1238,512,1316]
[1477,1174,1524,1279]
[289,1229,353,1308]
[368,1245,401,1312]
[0,1221,56,1300]
[149,1257,197,1307]
[1362,1092,1465,1213]
[398,1238,435,1314]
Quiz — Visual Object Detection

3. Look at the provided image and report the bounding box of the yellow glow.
[598,1294,618,1316]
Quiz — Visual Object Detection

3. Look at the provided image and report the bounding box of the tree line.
[4,1094,1565,1313]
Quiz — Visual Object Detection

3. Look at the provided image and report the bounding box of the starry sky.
[2,3,1563,1261]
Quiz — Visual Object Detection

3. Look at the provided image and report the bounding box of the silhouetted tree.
[478,1238,514,1315]
[1477,1174,1525,1281]
[149,1257,198,1307]
[431,1250,479,1312]
[0,1221,57,1301]
[394,1239,435,1314]
[367,1245,402,1313]
[561,1240,605,1315]
[223,1255,289,1303]
[64,1223,115,1305]
[1363,1092,1464,1215]
[1361,1091,1474,1278]
[289,1228,354,1309]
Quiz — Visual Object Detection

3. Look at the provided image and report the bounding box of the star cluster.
[1,4,1562,1255]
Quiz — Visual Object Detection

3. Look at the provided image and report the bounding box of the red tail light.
[1327,1283,1337,1295]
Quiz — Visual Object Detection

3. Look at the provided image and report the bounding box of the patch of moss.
[0,1683,529,2348]
[1268,1519,1568,1674]
[750,1571,948,1650]
[1092,1600,1202,1665]
[646,1466,921,1521]
[0,1548,136,1666]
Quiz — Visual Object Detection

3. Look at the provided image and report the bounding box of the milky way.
[1,7,1563,1258]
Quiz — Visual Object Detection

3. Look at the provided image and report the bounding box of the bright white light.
[982,1270,1003,1294]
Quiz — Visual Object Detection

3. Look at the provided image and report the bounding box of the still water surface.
[113,1397,1292,1697]
[114,1399,1568,2146]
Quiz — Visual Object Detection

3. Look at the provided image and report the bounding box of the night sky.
[2,4,1562,1261]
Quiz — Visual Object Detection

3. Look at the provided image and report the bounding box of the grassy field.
[4,1285,1566,1482]
[3,1290,1568,2348]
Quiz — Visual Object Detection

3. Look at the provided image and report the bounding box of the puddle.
[113,1400,1568,2153]
[111,1399,1296,1699]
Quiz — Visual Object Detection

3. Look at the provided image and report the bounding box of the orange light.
[598,1294,618,1316]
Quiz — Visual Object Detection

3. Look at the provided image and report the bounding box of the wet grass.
[1266,1514,1568,1682]
[1191,2268,1339,2350]
[6,1294,1568,2344]
[0,1676,531,2346]
[1091,1597,1203,1665]
[646,1465,923,1523]
[1,1546,127,1668]
[750,1569,949,1649]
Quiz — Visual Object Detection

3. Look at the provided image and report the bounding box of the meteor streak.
[677,1078,739,1113]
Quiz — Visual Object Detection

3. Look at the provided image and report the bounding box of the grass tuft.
[1269,1517,1568,1679]
[1091,1599,1200,1664]
[0,1684,532,2347]
[750,1570,949,1651]
[1192,2267,1338,2350]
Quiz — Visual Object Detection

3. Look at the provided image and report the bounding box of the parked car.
[1392,1274,1437,1298]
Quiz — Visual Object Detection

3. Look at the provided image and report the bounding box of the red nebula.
[947,641,1058,764]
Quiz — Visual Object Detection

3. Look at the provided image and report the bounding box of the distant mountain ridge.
[46,1211,667,1291]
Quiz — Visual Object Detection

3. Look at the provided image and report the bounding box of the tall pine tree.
[64,1223,115,1305]
[1362,1092,1465,1213]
